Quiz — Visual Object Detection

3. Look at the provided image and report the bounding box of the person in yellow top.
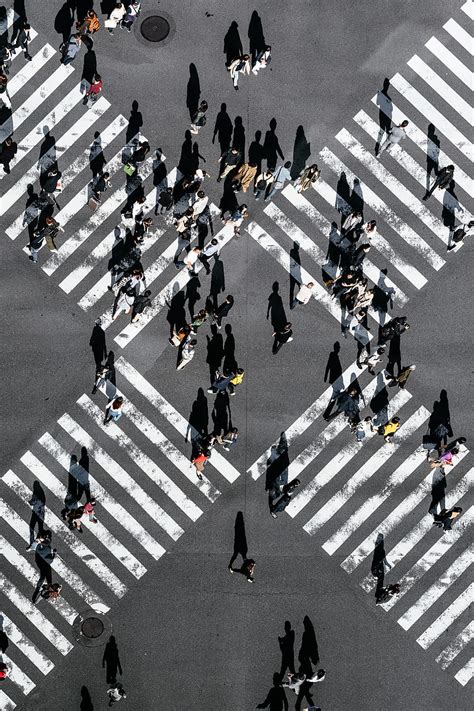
[381,416,400,442]
[229,368,245,396]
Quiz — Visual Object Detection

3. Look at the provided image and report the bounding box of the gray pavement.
[0,0,472,709]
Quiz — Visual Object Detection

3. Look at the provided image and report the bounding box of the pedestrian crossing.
[0,356,241,708]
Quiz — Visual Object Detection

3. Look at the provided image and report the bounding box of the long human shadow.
[279,620,296,678]
[28,480,46,545]
[263,118,284,172]
[223,20,243,66]
[374,77,392,155]
[298,615,319,675]
[290,125,311,181]
[54,0,75,43]
[223,323,237,372]
[265,431,289,498]
[208,256,225,312]
[206,324,224,381]
[212,102,233,155]
[80,685,94,711]
[228,510,248,569]
[102,635,122,684]
[289,242,302,306]
[248,10,266,64]
[371,532,390,599]
[186,62,200,120]
[324,341,343,384]
[267,281,287,331]
[125,100,143,144]
[256,672,288,710]
[212,391,231,437]
[428,388,452,446]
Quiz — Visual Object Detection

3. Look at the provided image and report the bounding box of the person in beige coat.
[232,162,257,192]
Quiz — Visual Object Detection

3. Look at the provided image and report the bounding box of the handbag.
[123,162,136,176]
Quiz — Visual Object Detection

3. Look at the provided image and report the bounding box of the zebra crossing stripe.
[425,37,473,89]
[398,544,474,630]
[0,613,53,674]
[0,572,73,655]
[443,19,473,55]
[417,582,474,649]
[42,155,156,275]
[390,73,473,160]
[455,656,474,686]
[0,493,109,611]
[0,690,16,711]
[7,115,129,240]
[247,220,372,343]
[303,404,427,535]
[4,44,55,98]
[359,463,473,591]
[336,129,449,243]
[436,621,474,669]
[371,97,473,199]
[344,460,471,576]
[1,97,110,217]
[77,394,203,523]
[5,7,37,36]
[407,55,472,124]
[319,147,445,271]
[113,220,237,348]
[461,0,474,19]
[1,652,35,695]
[354,111,470,223]
[381,506,474,611]
[20,449,147,580]
[314,179,428,288]
[323,446,426,555]
[247,361,366,480]
[0,534,78,625]
[57,413,174,550]
[2,470,127,598]
[281,183,408,306]
[114,357,241,483]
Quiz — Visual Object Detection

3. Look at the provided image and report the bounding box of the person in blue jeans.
[265,161,292,201]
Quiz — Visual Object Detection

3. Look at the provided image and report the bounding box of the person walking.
[216,427,239,451]
[177,336,197,370]
[388,364,416,389]
[222,204,249,236]
[231,161,258,192]
[155,186,174,215]
[228,54,251,90]
[254,169,274,200]
[199,238,219,274]
[121,1,141,32]
[252,45,272,75]
[217,146,241,181]
[207,370,235,395]
[228,368,245,396]
[272,322,293,354]
[11,21,32,60]
[105,3,127,34]
[291,282,314,308]
[40,167,62,206]
[270,479,300,518]
[60,33,82,64]
[191,448,210,481]
[83,73,103,105]
[0,136,16,174]
[191,190,209,223]
[229,557,255,582]
[107,683,127,705]
[355,416,375,443]
[190,309,209,333]
[379,416,401,443]
[376,583,401,604]
[294,164,321,193]
[376,120,409,157]
[27,216,64,262]
[342,210,363,237]
[181,246,202,275]
[91,171,111,203]
[423,164,455,200]
[77,10,100,35]
[213,295,234,328]
[105,396,124,424]
[264,161,292,201]
[131,289,152,323]
[190,100,208,135]
[433,506,463,532]
[447,220,474,251]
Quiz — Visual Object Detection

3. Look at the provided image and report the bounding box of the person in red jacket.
[84,73,103,105]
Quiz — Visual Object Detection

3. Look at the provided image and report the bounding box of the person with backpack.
[155,186,174,215]
[447,220,474,251]
[254,169,274,200]
[91,171,111,203]
[190,100,208,135]
[77,10,100,35]
[107,682,127,705]
[228,54,251,90]
[423,164,455,200]
[264,161,292,201]
[105,396,125,424]
[121,2,141,32]
[10,21,32,60]
[60,33,82,65]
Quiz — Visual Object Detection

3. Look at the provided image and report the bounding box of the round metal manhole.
[81,617,105,639]
[140,15,170,43]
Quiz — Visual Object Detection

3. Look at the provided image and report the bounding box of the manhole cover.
[81,617,105,639]
[140,15,170,42]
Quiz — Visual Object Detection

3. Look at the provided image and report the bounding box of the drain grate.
[140,15,170,42]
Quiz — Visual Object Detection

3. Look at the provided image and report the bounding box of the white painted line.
[3,469,126,598]
[381,506,474,611]
[303,404,427,534]
[0,492,109,612]
[417,583,474,649]
[454,656,474,686]
[319,147,444,270]
[323,446,426,555]
[22,448,147,580]
[7,115,128,240]
[407,55,472,124]
[443,19,473,56]
[115,357,241,483]
[282,183,408,305]
[371,96,473,199]
[0,572,73,654]
[1,79,83,177]
[359,463,473,590]
[5,44,55,98]
[0,534,77,625]
[390,73,473,160]
[1,652,35,695]
[336,128,449,243]
[42,155,155,275]
[0,613,53,674]
[461,0,474,20]
[344,460,471,576]
[398,544,474,630]
[77,394,203,523]
[57,413,175,550]
[247,361,366,480]
[1,97,110,216]
[436,621,474,669]
[0,690,16,711]
[247,220,372,342]
[113,220,236,347]
[354,111,470,225]
[426,36,473,89]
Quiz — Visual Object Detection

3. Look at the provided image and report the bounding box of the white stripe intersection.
[407,55,472,124]
[4,44,55,98]
[0,614,53,674]
[425,36,473,89]
[416,583,474,649]
[436,621,474,669]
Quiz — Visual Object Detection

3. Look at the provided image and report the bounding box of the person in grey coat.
[376,120,409,157]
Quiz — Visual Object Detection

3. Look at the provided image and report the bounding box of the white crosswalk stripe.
[425,36,473,89]
[443,18,473,55]
[0,690,15,711]
[436,622,474,669]
[4,44,55,98]
[455,657,474,686]
[1,653,35,695]
[461,0,474,19]
[417,583,474,649]
[407,55,472,124]
[0,614,53,675]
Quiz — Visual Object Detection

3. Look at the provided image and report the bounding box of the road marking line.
[0,613,53,674]
[1,652,35,695]
[0,690,15,711]
[407,55,472,124]
[443,19,473,55]
[416,582,474,649]
[425,36,473,88]
[4,43,55,98]
[461,0,474,20]
[436,622,474,670]
[454,656,474,686]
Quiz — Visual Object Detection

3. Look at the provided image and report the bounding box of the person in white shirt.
[177,336,197,370]
[376,120,409,157]
[291,282,314,308]
[199,238,220,274]
[105,3,126,34]
[252,45,272,75]
[183,246,201,274]
[191,190,209,221]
